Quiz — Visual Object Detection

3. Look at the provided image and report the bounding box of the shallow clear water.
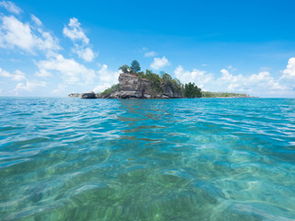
[0,98,295,221]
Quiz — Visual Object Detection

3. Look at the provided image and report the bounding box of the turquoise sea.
[0,97,295,221]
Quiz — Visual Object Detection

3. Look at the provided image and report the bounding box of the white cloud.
[63,17,89,44]
[15,80,46,92]
[36,53,96,83]
[31,14,42,26]
[93,64,120,92]
[74,46,95,62]
[174,65,292,97]
[63,17,95,62]
[221,69,285,93]
[0,15,59,53]
[0,67,26,81]
[46,64,119,94]
[38,30,60,52]
[36,53,119,93]
[35,69,52,77]
[150,56,169,70]
[282,57,295,79]
[0,16,36,51]
[175,65,213,89]
[144,51,157,57]
[0,1,21,14]
[0,67,47,95]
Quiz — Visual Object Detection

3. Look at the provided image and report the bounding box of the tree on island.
[162,73,173,83]
[184,82,202,98]
[130,60,141,73]
[144,69,162,93]
[119,64,130,73]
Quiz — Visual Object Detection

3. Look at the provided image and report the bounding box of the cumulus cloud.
[0,15,59,53]
[0,67,47,95]
[37,57,120,94]
[175,65,213,89]
[0,68,26,81]
[63,17,95,62]
[63,18,89,44]
[36,53,96,84]
[73,46,95,62]
[0,1,21,14]
[282,57,295,79]
[150,56,169,70]
[221,69,285,93]
[144,51,157,57]
[174,65,292,97]
[50,64,120,95]
[0,3,113,95]
[93,64,120,92]
[36,51,119,92]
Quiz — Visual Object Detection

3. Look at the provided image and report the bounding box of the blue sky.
[0,0,295,97]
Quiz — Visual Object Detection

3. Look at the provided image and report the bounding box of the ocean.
[0,97,294,220]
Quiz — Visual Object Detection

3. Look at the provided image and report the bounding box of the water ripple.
[0,97,295,220]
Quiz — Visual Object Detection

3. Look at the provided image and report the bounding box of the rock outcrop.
[80,92,96,99]
[69,72,183,99]
[115,73,153,98]
[68,92,96,99]
[161,82,183,98]
[106,73,182,99]
[68,93,80,98]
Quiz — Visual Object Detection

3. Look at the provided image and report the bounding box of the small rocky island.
[69,60,250,99]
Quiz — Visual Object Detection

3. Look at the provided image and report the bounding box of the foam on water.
[0,98,295,220]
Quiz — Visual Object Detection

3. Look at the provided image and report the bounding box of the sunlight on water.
[0,98,295,220]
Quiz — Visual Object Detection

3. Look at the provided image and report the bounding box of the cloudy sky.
[0,0,294,97]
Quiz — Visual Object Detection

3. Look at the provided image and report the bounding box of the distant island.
[69,60,250,99]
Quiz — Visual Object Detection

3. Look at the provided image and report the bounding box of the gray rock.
[68,93,80,97]
[80,92,96,99]
[115,73,152,98]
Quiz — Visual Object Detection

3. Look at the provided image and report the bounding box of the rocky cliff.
[70,72,184,99]
[104,73,183,98]
[113,73,153,98]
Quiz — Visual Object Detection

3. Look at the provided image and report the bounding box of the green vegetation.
[142,69,163,93]
[161,73,183,96]
[184,82,202,98]
[119,65,130,74]
[100,84,119,97]
[139,71,183,96]
[202,91,249,98]
[130,60,141,73]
